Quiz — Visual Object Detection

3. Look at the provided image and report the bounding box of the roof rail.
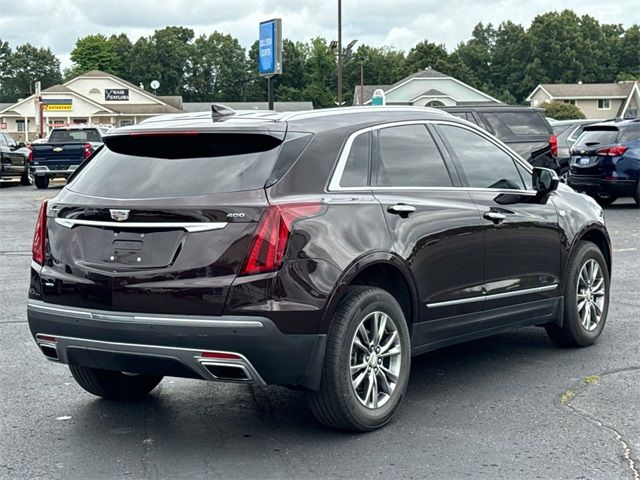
[211,103,236,119]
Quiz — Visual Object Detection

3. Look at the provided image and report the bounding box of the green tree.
[2,43,62,101]
[69,34,120,76]
[405,40,449,74]
[617,25,640,78]
[0,40,11,101]
[185,32,248,101]
[539,101,585,120]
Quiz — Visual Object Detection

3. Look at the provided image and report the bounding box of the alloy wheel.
[349,311,402,409]
[576,259,606,331]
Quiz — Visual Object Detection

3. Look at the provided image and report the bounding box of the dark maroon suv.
[28,106,612,431]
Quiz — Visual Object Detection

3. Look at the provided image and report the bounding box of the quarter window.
[340,132,370,187]
[439,124,525,190]
[374,124,452,187]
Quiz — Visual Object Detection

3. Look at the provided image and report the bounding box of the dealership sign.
[258,18,282,76]
[105,89,129,101]
[41,98,73,111]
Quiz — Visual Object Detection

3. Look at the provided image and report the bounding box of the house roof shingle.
[540,82,635,98]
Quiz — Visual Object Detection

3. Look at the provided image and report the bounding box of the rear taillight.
[32,200,47,265]
[28,147,33,162]
[549,134,558,157]
[240,202,322,275]
[83,143,93,158]
[596,145,628,156]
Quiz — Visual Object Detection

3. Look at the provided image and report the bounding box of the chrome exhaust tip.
[200,362,253,383]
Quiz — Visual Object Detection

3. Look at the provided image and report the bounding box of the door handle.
[388,204,416,216]
[483,211,506,224]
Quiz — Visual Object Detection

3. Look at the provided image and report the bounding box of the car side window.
[340,131,370,187]
[374,124,452,187]
[438,124,525,190]
[5,134,16,147]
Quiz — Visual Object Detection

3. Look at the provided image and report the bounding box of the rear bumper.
[27,300,325,389]
[567,175,636,197]
[30,165,77,178]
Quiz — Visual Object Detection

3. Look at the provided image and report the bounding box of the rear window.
[482,112,550,136]
[49,129,102,143]
[574,128,620,148]
[620,124,640,142]
[67,133,282,198]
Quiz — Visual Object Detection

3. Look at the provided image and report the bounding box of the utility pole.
[337,0,342,107]
[360,64,364,106]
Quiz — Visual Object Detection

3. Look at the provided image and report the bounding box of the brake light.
[549,134,558,157]
[596,145,628,156]
[32,200,47,265]
[241,202,322,275]
[83,143,93,158]
[28,147,33,162]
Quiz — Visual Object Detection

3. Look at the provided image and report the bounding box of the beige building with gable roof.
[526,81,640,119]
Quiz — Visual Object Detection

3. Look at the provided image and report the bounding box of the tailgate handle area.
[55,217,227,233]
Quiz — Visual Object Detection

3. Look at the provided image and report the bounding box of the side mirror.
[17,142,26,149]
[532,167,559,197]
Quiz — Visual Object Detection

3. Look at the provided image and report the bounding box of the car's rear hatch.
[569,126,620,175]
[40,126,286,315]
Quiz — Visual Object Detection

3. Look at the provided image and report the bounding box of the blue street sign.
[259,19,282,76]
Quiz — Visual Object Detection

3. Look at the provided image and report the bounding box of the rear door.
[435,122,561,315]
[40,130,284,316]
[368,122,485,348]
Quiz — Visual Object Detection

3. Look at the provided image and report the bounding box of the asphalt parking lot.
[0,182,638,480]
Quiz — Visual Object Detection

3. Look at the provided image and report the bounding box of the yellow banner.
[44,104,73,111]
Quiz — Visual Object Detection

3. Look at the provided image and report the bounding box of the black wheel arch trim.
[566,222,612,280]
[319,251,420,335]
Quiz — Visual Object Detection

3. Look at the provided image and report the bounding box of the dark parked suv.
[28,106,612,431]
[568,119,640,207]
[439,105,559,173]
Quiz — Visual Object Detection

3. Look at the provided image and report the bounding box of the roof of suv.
[439,104,545,114]
[108,106,454,136]
[585,118,640,130]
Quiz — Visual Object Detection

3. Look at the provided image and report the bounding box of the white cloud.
[0,0,636,69]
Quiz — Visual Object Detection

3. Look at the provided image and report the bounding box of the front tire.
[34,176,49,189]
[546,242,609,347]
[69,364,163,400]
[308,286,411,432]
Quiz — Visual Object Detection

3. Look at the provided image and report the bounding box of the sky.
[0,0,638,68]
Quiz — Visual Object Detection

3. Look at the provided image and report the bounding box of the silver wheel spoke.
[576,259,607,331]
[349,310,402,410]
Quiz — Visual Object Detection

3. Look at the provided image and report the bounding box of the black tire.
[69,364,163,400]
[308,286,411,432]
[20,171,31,186]
[634,181,640,208]
[591,193,617,207]
[34,176,49,189]
[546,242,609,347]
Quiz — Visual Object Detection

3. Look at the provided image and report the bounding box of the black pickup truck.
[30,127,108,189]
[0,132,30,185]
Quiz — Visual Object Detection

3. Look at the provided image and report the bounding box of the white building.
[353,68,501,107]
[0,70,184,141]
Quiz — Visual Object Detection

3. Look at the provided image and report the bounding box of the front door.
[435,123,561,317]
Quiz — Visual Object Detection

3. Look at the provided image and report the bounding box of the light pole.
[337,0,342,107]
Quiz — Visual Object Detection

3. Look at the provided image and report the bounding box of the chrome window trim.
[426,284,558,308]
[328,119,536,193]
[54,217,228,233]
[27,300,263,328]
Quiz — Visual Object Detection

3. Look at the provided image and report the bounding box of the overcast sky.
[0,0,638,68]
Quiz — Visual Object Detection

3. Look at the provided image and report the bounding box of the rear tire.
[592,193,616,207]
[546,242,609,347]
[308,286,411,432]
[20,171,31,186]
[69,364,163,400]
[34,176,49,189]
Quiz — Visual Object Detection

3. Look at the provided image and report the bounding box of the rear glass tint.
[49,129,102,143]
[574,128,620,148]
[620,124,640,142]
[482,112,550,136]
[341,132,370,187]
[68,133,282,198]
